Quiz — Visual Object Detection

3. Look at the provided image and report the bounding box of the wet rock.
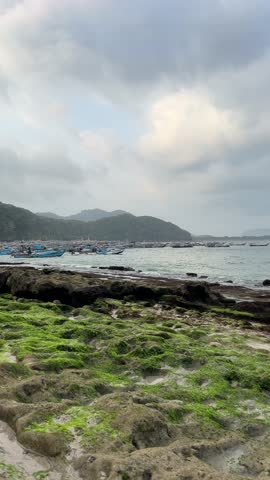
[263,279,270,286]
[15,377,46,402]
[0,270,10,292]
[75,440,225,480]
[109,266,135,272]
[0,266,257,315]
[18,430,66,457]
[132,285,156,301]
[0,402,32,429]
[114,403,172,449]
[186,273,197,277]
[182,283,210,304]
[74,285,111,306]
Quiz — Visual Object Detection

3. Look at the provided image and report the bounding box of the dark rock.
[108,266,135,272]
[183,283,210,303]
[133,285,156,301]
[199,275,208,279]
[0,270,11,292]
[186,272,197,277]
[0,266,241,312]
[99,266,135,272]
[263,279,270,286]
[222,297,236,305]
[71,285,110,307]
[160,295,181,306]
[43,268,54,275]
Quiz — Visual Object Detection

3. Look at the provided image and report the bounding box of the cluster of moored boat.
[0,243,125,258]
[0,241,269,259]
[205,242,269,248]
[171,241,269,248]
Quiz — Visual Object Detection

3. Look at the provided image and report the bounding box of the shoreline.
[1,243,270,290]
[0,264,269,318]
[0,260,269,299]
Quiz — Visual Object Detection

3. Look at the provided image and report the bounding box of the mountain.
[0,202,191,242]
[66,209,128,222]
[243,229,270,237]
[36,212,63,220]
[85,214,191,242]
[36,209,128,222]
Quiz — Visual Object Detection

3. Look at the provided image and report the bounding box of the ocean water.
[3,245,270,288]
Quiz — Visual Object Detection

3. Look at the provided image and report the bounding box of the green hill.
[66,208,128,222]
[0,202,191,242]
[36,208,128,222]
[36,211,63,220]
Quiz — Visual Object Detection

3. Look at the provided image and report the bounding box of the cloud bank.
[1,0,270,234]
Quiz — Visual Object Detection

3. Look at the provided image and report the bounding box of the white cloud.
[139,89,243,168]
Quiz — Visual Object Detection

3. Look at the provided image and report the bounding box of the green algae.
[1,294,270,441]
[210,307,255,318]
[0,462,26,479]
[27,405,126,449]
[33,472,50,480]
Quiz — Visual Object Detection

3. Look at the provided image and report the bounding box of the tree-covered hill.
[0,202,191,242]
[36,208,128,222]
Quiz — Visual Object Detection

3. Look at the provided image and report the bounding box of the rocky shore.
[0,266,269,479]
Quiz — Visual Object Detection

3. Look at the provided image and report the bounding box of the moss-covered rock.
[0,285,269,478]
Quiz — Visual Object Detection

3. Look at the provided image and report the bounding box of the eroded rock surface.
[0,268,269,478]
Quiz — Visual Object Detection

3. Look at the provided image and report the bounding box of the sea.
[3,245,270,288]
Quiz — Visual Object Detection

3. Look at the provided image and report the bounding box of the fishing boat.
[13,249,65,259]
[249,243,269,247]
[206,242,230,248]
[107,248,124,255]
[172,243,193,248]
[95,247,124,255]
[31,250,65,258]
[0,248,14,256]
[95,248,108,255]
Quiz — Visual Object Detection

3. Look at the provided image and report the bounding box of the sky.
[1,0,270,235]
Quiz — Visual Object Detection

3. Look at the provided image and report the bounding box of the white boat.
[107,248,124,255]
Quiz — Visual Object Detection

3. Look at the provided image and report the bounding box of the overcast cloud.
[1,0,270,235]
